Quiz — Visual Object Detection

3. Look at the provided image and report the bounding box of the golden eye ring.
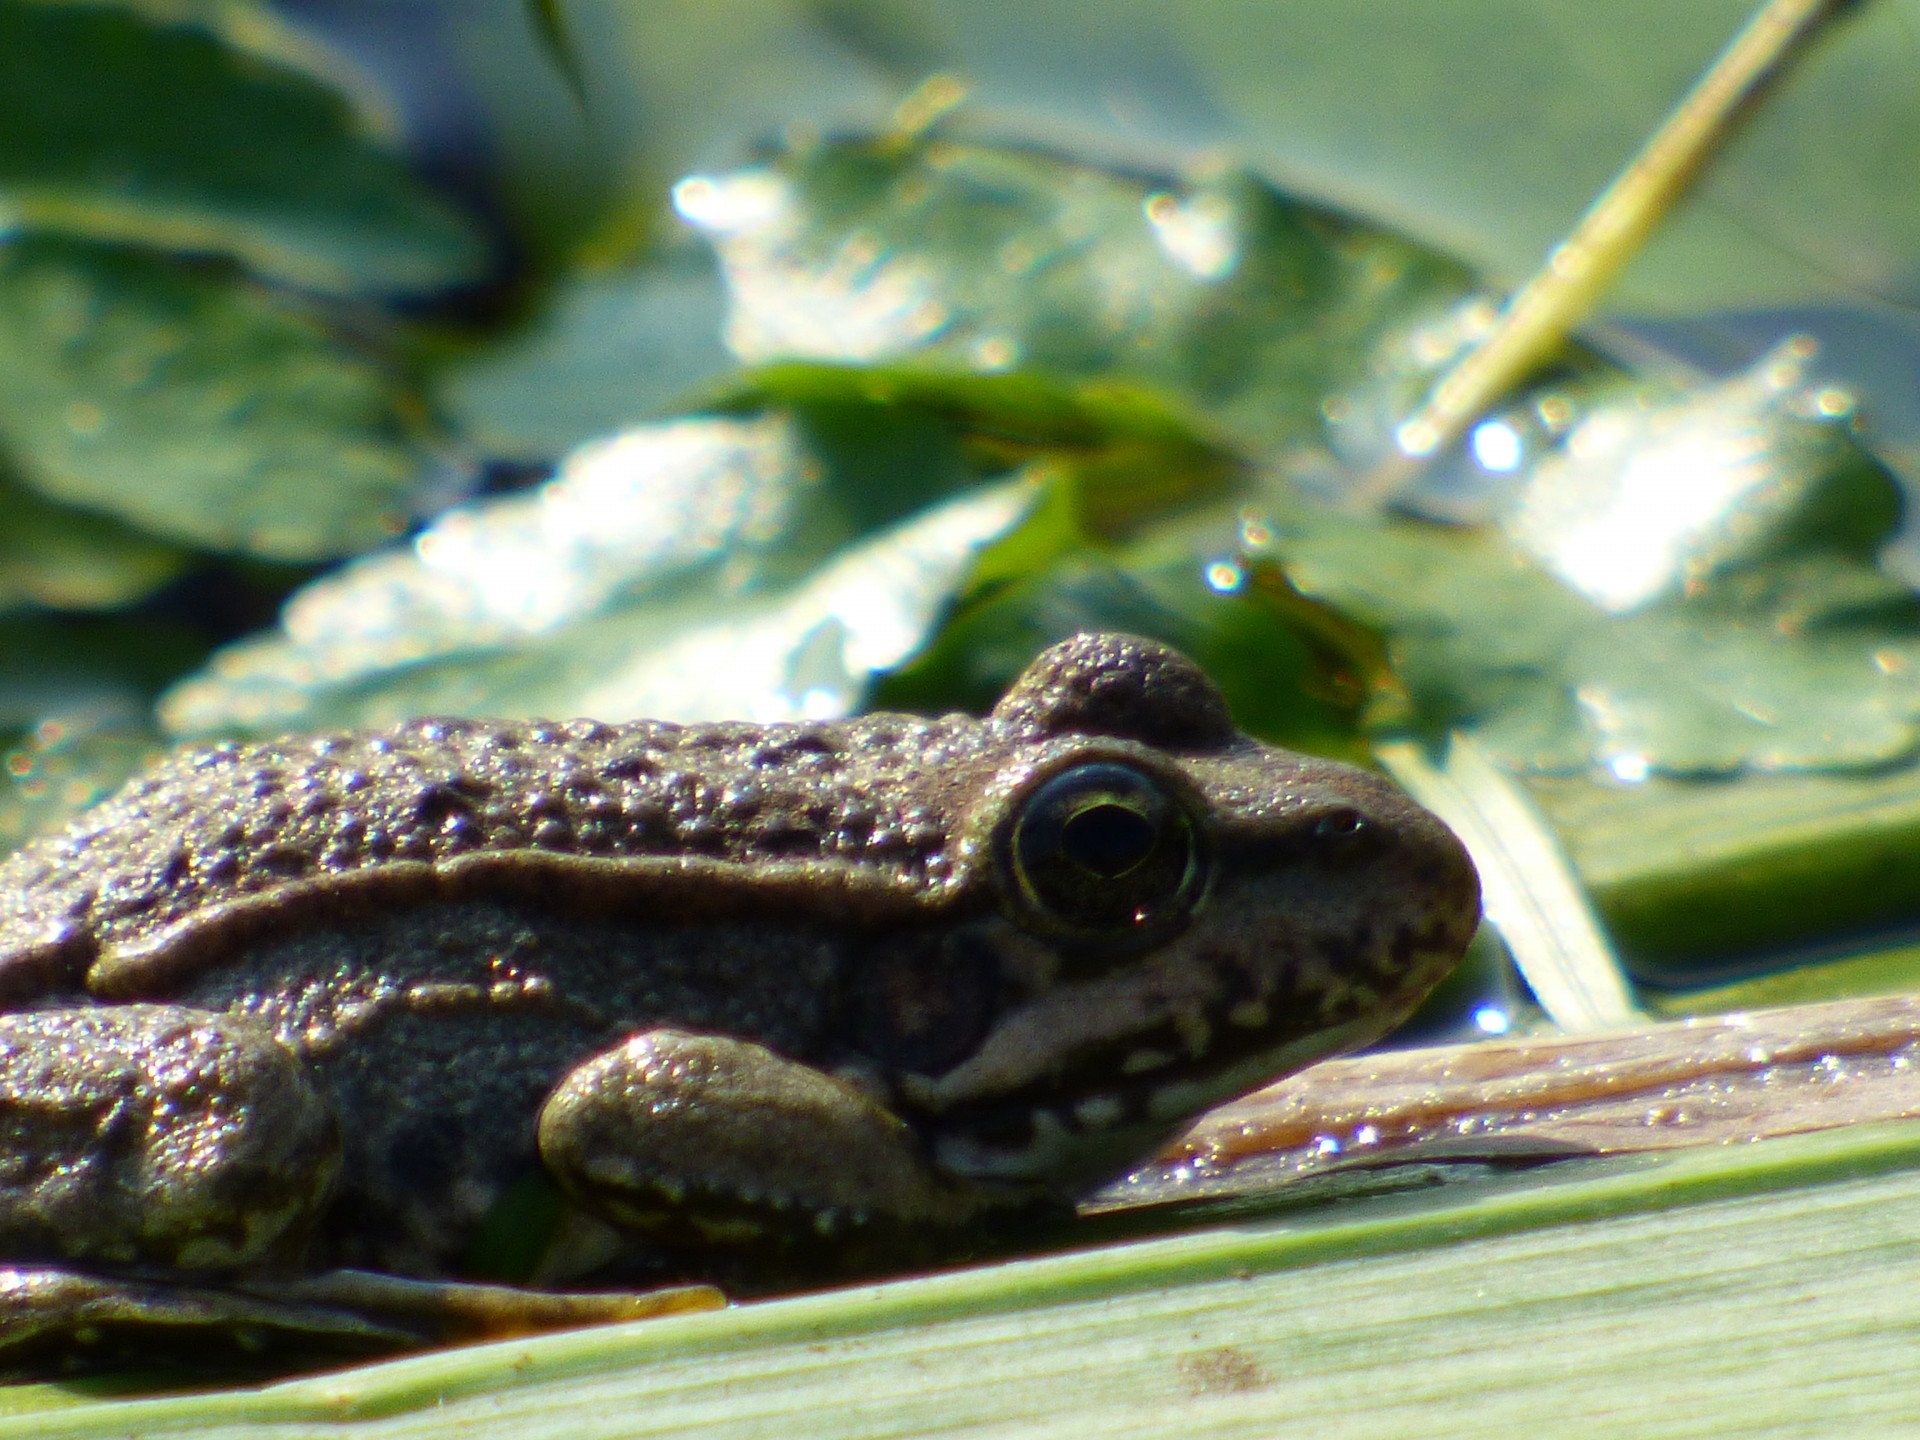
[999,760,1209,948]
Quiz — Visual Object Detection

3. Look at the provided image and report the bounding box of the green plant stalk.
[1530,766,1920,979]
[1362,0,1842,500]
[12,1119,1920,1438]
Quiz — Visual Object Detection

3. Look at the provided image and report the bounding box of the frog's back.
[0,710,1008,1004]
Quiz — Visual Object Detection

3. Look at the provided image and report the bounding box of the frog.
[0,632,1479,1370]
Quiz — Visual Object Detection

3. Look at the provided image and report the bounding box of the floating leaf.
[0,235,432,560]
[1273,465,1920,777]
[0,0,488,294]
[876,505,1391,761]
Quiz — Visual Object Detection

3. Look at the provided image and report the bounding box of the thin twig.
[1354,0,1847,505]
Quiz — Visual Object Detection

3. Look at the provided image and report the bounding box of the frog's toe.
[537,1028,986,1255]
[0,1005,339,1272]
[0,1266,419,1375]
[241,1269,724,1345]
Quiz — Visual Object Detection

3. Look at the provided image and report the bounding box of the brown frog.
[0,633,1478,1367]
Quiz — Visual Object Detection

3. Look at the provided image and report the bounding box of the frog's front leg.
[537,1029,997,1258]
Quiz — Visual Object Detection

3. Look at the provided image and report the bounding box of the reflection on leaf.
[1503,339,1878,613]
[1274,418,1920,776]
[163,413,812,731]
[160,397,1048,734]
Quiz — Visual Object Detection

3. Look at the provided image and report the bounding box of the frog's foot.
[0,1265,419,1374]
[242,1270,725,1343]
[0,1267,723,1375]
[0,1005,339,1271]
[537,1028,998,1260]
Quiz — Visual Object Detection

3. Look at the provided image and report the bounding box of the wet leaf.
[1274,464,1920,777]
[0,0,488,294]
[875,506,1390,761]
[0,236,433,560]
[676,136,1472,454]
[710,362,1241,536]
[1499,340,1891,614]
[158,401,1053,733]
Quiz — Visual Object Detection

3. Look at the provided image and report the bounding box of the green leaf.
[0,235,432,560]
[0,471,186,613]
[435,248,732,459]
[164,365,1249,736]
[876,505,1389,761]
[0,0,488,294]
[676,136,1472,454]
[1269,355,1920,776]
[0,614,194,855]
[9,1121,1920,1433]
[1532,763,1920,975]
[158,410,1038,735]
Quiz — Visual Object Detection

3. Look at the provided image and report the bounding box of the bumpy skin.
[0,633,1480,1364]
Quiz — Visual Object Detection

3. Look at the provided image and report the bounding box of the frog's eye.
[1005,762,1207,942]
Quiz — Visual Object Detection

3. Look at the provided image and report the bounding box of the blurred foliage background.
[8,0,1920,1032]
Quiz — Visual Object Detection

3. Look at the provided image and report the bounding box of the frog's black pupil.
[1004,761,1207,944]
[1061,803,1157,878]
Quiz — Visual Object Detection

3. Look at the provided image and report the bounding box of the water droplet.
[1204,559,1244,594]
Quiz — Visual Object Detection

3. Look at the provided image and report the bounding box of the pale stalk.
[1357,0,1843,504]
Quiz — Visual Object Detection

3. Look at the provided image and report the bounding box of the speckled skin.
[0,633,1479,1359]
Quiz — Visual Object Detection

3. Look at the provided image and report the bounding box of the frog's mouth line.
[922,1007,1404,1190]
[916,927,1469,1189]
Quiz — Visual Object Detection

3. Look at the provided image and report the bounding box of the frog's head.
[872,633,1481,1197]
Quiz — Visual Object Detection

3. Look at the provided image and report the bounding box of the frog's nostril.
[1311,808,1365,840]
